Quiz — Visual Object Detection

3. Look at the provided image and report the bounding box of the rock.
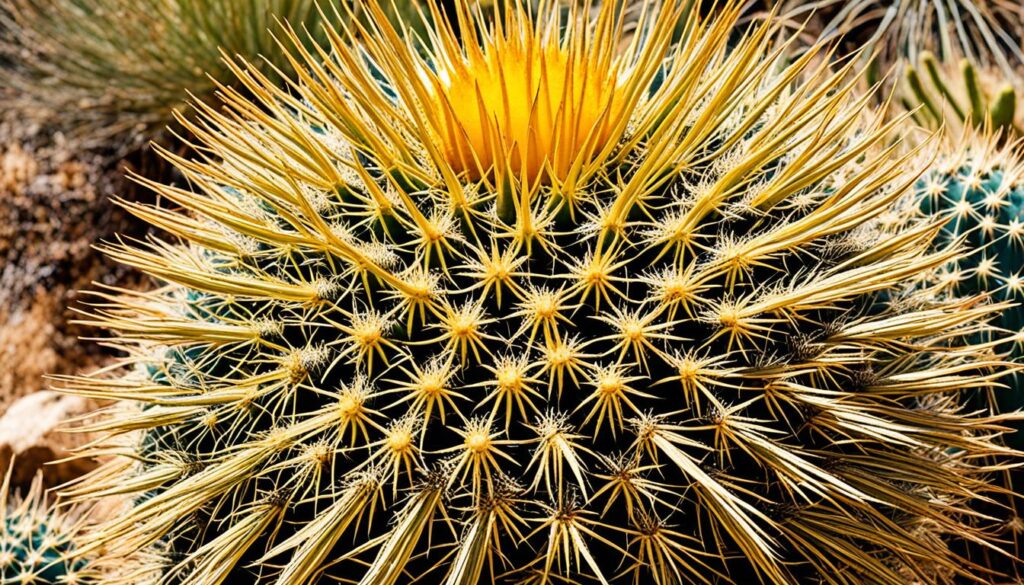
[0,98,148,415]
[0,390,98,488]
[0,293,61,412]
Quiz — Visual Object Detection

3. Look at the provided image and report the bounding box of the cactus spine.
[65,1,1020,583]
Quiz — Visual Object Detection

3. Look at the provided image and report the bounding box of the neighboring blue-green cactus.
[1,469,92,585]
[918,140,1024,448]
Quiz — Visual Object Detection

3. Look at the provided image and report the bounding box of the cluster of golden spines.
[63,1,1020,584]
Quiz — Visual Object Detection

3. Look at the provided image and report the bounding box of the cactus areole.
[67,1,1018,584]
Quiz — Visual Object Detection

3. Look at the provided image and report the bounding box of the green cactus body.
[1,472,91,585]
[902,51,1022,141]
[918,147,1024,447]
[67,1,1021,584]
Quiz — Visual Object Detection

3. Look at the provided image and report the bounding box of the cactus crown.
[66,1,1017,584]
[1,467,92,585]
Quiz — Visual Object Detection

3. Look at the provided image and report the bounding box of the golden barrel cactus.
[64,1,1020,583]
